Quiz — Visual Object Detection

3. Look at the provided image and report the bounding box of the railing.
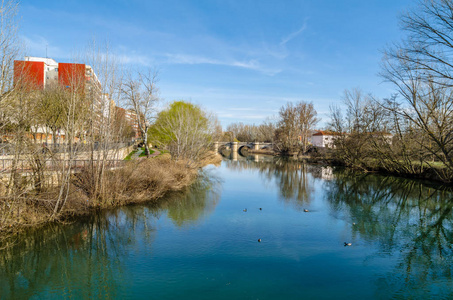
[0,159,125,174]
[218,142,273,145]
[0,141,134,156]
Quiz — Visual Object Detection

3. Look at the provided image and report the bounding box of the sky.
[18,0,415,128]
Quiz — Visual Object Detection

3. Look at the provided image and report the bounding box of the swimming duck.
[243,208,247,212]
[344,242,352,246]
[304,209,309,212]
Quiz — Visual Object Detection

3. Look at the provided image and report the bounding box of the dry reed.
[0,155,203,243]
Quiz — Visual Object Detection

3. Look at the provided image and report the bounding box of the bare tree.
[72,40,124,202]
[0,0,21,149]
[275,101,318,154]
[275,102,300,154]
[382,56,453,179]
[0,0,20,95]
[257,117,277,143]
[385,0,453,86]
[121,69,159,157]
[226,122,241,141]
[380,0,453,181]
[328,89,393,171]
[297,101,318,153]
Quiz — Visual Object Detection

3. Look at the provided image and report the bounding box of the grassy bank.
[124,147,155,160]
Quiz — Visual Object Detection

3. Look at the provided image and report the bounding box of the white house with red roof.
[310,131,339,148]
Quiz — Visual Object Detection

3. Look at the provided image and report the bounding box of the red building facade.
[58,62,86,89]
[13,60,45,89]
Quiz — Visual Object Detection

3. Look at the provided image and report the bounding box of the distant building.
[309,130,393,149]
[310,131,339,148]
[114,107,141,141]
[13,56,111,142]
[14,57,59,89]
[124,109,140,139]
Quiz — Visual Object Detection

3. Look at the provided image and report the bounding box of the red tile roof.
[312,130,341,136]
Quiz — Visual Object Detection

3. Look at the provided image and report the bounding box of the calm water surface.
[1,156,453,299]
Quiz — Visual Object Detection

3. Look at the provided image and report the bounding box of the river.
[1,155,453,299]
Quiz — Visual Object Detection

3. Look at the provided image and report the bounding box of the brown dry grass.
[198,151,222,167]
[0,156,200,244]
[0,149,224,248]
[99,155,197,206]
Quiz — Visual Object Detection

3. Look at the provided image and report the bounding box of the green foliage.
[148,101,208,144]
[148,101,215,163]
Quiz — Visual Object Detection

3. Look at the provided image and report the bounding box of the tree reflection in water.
[323,170,453,297]
[0,170,221,299]
[223,156,319,209]
[0,212,133,298]
[224,154,453,297]
[155,169,221,227]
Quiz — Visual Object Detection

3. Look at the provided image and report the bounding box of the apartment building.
[114,107,141,140]
[13,56,111,142]
[14,57,59,88]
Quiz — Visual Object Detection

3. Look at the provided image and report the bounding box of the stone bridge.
[214,142,273,154]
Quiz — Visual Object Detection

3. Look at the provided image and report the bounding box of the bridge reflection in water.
[214,141,273,160]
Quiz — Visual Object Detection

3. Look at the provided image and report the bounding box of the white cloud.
[218,113,270,120]
[116,53,153,66]
[164,53,281,76]
[228,107,279,113]
[280,22,308,46]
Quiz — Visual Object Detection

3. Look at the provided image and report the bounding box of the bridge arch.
[238,145,252,156]
[214,141,273,154]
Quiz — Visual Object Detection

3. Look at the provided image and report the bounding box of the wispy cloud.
[218,112,271,120]
[164,53,281,75]
[116,53,153,66]
[280,21,308,46]
[228,107,279,113]
[165,53,223,65]
[110,51,282,75]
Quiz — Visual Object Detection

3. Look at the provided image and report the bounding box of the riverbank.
[0,151,222,247]
[284,152,453,184]
[223,145,451,184]
[248,149,276,156]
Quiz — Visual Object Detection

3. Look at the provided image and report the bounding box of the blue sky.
[19,0,414,128]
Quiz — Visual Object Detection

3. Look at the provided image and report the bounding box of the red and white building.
[13,56,112,143]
